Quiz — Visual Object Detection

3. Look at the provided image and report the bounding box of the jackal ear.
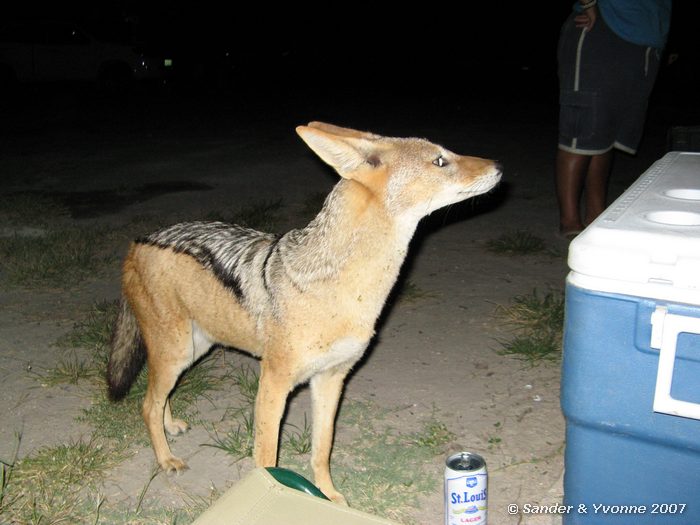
[296,125,380,178]
[306,121,381,140]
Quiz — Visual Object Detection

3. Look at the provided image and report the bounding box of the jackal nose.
[493,161,504,174]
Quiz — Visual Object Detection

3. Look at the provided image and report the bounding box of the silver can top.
[446,452,485,472]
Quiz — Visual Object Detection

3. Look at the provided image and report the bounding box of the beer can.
[445,452,487,525]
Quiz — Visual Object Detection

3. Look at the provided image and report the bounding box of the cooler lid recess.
[568,152,700,304]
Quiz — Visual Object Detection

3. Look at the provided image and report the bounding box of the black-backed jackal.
[107,122,501,504]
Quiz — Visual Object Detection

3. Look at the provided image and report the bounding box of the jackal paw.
[165,418,189,436]
[160,456,189,474]
[325,489,348,506]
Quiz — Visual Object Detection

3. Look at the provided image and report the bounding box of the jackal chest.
[303,336,369,379]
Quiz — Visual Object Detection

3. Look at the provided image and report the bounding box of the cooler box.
[562,152,700,524]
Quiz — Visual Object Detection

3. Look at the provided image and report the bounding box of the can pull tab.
[650,305,700,421]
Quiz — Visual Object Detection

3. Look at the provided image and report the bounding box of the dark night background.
[0,2,697,186]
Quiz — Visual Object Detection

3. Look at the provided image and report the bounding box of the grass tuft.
[283,414,312,456]
[486,229,547,256]
[202,363,259,461]
[495,289,565,336]
[0,193,69,227]
[39,351,97,386]
[494,289,565,365]
[0,229,112,287]
[396,279,438,305]
[334,406,453,521]
[0,432,21,513]
[56,300,119,354]
[407,419,456,452]
[203,411,255,462]
[16,439,125,485]
[231,364,259,406]
[498,335,561,365]
[0,438,128,525]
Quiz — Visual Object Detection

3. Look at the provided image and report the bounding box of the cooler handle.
[650,306,700,420]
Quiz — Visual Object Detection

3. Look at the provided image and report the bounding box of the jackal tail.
[107,298,146,401]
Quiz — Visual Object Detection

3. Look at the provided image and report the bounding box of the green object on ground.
[265,467,330,500]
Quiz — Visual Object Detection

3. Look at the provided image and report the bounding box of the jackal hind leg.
[142,330,193,474]
[164,319,213,437]
[253,359,295,469]
[310,367,351,505]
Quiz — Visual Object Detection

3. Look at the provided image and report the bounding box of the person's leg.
[583,149,613,225]
[556,148,589,235]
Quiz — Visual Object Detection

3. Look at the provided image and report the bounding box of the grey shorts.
[557,13,661,155]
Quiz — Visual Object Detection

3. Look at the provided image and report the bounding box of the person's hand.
[574,5,598,31]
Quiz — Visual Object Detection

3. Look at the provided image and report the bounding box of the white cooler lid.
[568,152,700,305]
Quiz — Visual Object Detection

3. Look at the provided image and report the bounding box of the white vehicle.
[0,19,171,89]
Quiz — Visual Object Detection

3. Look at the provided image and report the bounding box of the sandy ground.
[0,85,672,524]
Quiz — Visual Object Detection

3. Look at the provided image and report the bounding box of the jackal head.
[296,122,502,227]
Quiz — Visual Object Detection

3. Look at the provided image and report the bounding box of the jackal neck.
[277,179,410,289]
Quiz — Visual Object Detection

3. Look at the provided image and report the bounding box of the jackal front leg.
[253,360,293,468]
[310,367,350,505]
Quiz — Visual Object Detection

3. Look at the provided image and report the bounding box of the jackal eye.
[432,155,448,167]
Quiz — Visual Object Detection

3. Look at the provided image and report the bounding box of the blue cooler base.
[562,284,700,524]
[564,424,700,523]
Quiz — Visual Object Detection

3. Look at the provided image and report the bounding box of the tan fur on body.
[107,122,502,504]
